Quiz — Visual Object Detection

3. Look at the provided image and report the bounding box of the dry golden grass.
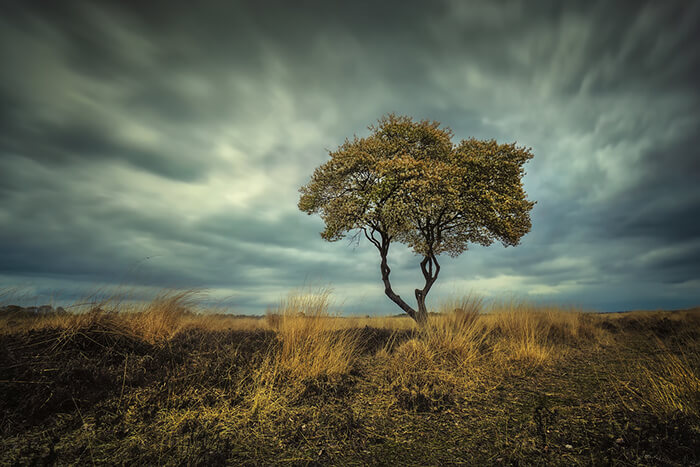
[125,290,196,342]
[249,354,291,417]
[251,288,362,414]
[421,301,488,368]
[372,301,491,411]
[5,291,197,344]
[2,288,699,465]
[634,337,700,418]
[0,288,616,403]
[1,291,605,364]
[272,288,360,379]
[0,290,271,340]
[329,315,417,331]
[481,300,604,367]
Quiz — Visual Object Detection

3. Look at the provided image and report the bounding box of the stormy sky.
[1,0,699,313]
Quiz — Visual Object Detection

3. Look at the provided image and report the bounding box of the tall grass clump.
[0,290,199,344]
[126,290,198,342]
[541,306,604,343]
[421,294,487,367]
[271,288,360,379]
[486,301,555,367]
[251,288,361,415]
[374,297,488,411]
[439,294,483,331]
[62,289,197,343]
[636,337,700,419]
[379,337,465,411]
[384,294,487,374]
[485,301,606,367]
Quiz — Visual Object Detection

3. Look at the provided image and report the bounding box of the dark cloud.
[0,0,698,312]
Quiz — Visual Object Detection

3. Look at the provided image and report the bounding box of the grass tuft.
[637,337,700,418]
[251,288,361,415]
[1,291,698,465]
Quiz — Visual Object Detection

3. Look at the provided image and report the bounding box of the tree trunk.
[378,237,419,321]
[414,289,429,324]
[414,253,440,325]
[364,228,440,326]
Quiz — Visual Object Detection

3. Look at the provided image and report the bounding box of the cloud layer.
[1,0,699,313]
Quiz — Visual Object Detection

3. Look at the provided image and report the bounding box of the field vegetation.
[1,290,698,465]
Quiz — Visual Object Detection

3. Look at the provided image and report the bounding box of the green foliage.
[299,114,535,257]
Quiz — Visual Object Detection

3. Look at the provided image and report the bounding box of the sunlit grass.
[633,337,700,418]
[1,289,699,464]
[480,300,604,367]
[373,299,489,411]
[251,288,362,415]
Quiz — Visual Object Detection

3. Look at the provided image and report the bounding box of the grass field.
[1,290,698,465]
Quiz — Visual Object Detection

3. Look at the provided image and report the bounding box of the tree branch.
[362,226,381,250]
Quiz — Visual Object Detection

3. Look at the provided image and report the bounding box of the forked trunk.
[413,253,440,325]
[365,228,439,326]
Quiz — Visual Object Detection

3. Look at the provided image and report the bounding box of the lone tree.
[299,114,535,324]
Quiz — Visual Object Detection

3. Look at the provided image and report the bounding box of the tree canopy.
[299,114,535,323]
